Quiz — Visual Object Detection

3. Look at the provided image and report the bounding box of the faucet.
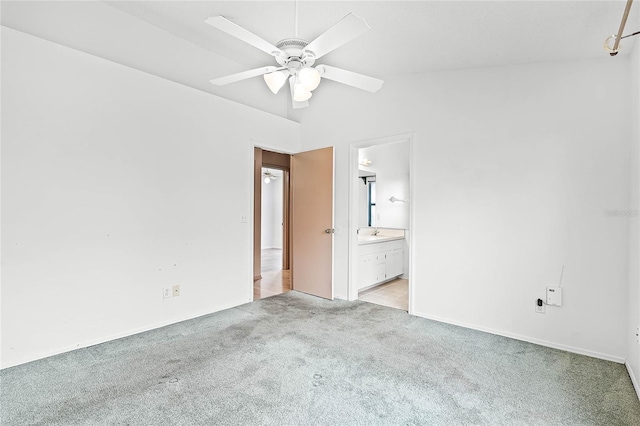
[372,228,379,236]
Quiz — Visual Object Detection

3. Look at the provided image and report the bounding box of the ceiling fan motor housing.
[275,38,316,72]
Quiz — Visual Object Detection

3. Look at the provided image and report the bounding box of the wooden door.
[291,147,334,299]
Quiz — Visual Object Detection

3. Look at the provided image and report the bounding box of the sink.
[357,235,403,244]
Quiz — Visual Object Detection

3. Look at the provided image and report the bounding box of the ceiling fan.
[262,169,279,183]
[205,12,384,109]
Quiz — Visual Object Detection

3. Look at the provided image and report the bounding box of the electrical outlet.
[172,285,180,297]
[240,215,248,223]
[636,326,639,344]
[535,299,545,314]
[163,287,171,299]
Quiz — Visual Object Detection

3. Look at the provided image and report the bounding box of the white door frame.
[347,133,416,314]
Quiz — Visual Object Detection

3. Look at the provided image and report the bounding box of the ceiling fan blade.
[289,76,309,109]
[210,66,279,86]
[316,65,384,93]
[304,13,370,60]
[205,16,281,57]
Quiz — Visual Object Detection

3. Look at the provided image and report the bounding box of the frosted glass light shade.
[299,67,321,91]
[263,71,288,94]
[293,83,312,102]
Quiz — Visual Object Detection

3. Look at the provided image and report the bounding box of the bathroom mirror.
[357,141,410,229]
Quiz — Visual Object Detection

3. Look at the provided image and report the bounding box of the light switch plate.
[546,286,562,306]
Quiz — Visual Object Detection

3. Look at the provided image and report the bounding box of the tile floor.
[358,278,408,311]
[256,248,408,309]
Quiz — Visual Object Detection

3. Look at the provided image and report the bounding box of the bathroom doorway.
[348,135,414,312]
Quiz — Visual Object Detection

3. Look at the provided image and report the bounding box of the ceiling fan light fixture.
[263,70,288,94]
[298,67,321,91]
[293,82,312,102]
[205,13,384,108]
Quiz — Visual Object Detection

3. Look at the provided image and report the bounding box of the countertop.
[358,235,405,245]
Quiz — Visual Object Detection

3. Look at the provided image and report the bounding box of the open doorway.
[253,146,335,301]
[255,167,291,299]
[349,135,413,312]
[254,149,291,300]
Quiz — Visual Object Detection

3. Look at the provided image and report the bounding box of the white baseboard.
[627,361,640,401]
[412,310,625,364]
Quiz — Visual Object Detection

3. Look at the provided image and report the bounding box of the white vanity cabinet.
[385,247,404,280]
[358,239,404,291]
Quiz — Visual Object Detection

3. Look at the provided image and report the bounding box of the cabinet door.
[358,254,375,290]
[394,249,404,276]
[385,250,395,280]
[375,261,386,283]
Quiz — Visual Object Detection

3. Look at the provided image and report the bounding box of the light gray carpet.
[1,291,639,425]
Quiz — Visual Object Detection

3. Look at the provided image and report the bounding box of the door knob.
[324,228,335,234]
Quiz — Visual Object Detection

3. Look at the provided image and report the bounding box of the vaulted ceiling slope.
[2,1,638,121]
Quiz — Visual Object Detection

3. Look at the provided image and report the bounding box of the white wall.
[0,27,300,368]
[261,170,275,249]
[627,38,640,395]
[272,177,284,249]
[301,57,632,361]
[360,141,410,229]
[260,170,283,249]
[0,0,290,118]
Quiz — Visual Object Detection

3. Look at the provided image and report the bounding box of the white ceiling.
[2,1,638,121]
[105,0,637,74]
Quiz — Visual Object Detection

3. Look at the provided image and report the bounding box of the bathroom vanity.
[357,229,405,291]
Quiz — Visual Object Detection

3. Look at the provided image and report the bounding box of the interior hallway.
[254,248,291,300]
